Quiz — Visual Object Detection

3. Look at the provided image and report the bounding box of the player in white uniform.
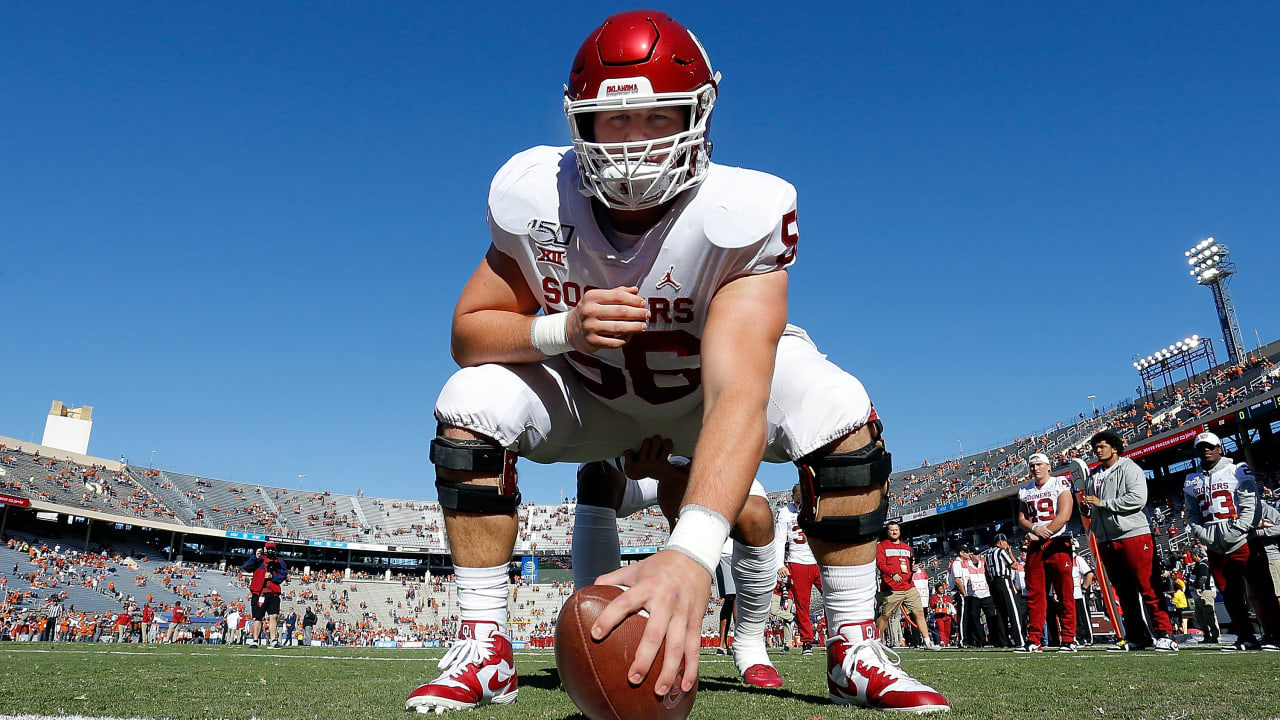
[1015,453,1076,652]
[1182,432,1280,651]
[1069,545,1095,645]
[774,484,822,654]
[570,437,785,689]
[407,10,947,714]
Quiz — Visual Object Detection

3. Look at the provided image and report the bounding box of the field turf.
[1,643,1278,720]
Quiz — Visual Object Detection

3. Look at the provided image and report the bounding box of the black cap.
[993,533,1009,544]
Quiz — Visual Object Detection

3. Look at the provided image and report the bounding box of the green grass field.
[1,643,1278,720]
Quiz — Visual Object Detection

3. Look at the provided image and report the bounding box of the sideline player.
[774,484,822,655]
[571,436,784,688]
[1081,431,1178,652]
[1182,432,1280,651]
[1015,454,1075,652]
[406,10,948,714]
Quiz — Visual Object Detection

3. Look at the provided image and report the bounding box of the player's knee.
[435,365,536,449]
[576,461,626,511]
[794,419,891,544]
[431,423,520,514]
[731,496,774,547]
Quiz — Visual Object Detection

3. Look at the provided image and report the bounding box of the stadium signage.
[1125,429,1200,460]
[620,546,658,555]
[1244,396,1276,419]
[226,531,267,541]
[307,540,349,549]
[0,492,30,508]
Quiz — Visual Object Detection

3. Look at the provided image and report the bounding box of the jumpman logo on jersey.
[656,265,681,291]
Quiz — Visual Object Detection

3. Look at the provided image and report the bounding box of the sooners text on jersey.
[487,146,797,417]
[1018,475,1073,539]
[1184,461,1249,523]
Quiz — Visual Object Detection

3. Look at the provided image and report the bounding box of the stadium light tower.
[1185,237,1246,365]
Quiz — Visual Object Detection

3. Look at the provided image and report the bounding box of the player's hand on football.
[567,286,650,353]
[592,549,709,698]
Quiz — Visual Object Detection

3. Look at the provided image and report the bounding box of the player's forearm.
[451,310,545,367]
[683,395,768,522]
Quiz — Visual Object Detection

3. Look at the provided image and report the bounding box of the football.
[555,585,697,720]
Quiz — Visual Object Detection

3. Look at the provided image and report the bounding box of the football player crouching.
[407,9,948,715]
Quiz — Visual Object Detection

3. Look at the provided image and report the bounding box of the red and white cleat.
[741,663,784,688]
[406,621,518,714]
[827,622,949,714]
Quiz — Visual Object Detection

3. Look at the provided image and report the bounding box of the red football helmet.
[564,10,720,210]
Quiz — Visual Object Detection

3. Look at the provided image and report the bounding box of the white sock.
[572,504,621,588]
[731,539,777,669]
[820,562,876,635]
[454,563,509,634]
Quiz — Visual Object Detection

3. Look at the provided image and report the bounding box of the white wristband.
[530,313,573,356]
[665,504,730,577]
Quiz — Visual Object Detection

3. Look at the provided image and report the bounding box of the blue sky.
[3,2,1278,503]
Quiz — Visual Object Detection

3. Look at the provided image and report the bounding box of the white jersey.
[912,569,930,603]
[1071,555,1092,600]
[1183,460,1248,525]
[773,503,817,567]
[487,146,798,418]
[947,558,968,595]
[1018,475,1074,539]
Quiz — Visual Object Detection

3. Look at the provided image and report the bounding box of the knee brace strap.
[430,433,520,514]
[797,496,889,543]
[434,478,522,514]
[795,423,892,543]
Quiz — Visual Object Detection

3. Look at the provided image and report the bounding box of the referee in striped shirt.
[986,534,1025,649]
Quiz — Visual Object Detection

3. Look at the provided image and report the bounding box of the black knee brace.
[430,428,520,514]
[796,419,892,543]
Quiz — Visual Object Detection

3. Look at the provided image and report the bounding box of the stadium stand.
[2,340,1278,646]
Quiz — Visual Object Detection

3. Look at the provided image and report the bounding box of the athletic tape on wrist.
[665,504,730,577]
[530,313,573,356]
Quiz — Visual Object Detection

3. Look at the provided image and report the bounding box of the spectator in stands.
[875,522,938,649]
[243,540,289,648]
[774,484,821,656]
[1080,430,1178,652]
